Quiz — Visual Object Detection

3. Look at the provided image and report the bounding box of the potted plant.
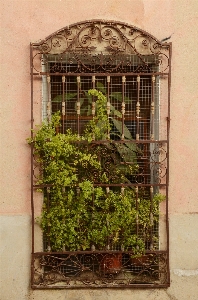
[29,89,165,274]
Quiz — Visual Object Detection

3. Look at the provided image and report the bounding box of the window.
[30,20,171,288]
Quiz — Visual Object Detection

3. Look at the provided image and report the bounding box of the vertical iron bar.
[106,187,110,249]
[135,186,139,237]
[166,42,172,285]
[121,76,126,140]
[150,75,155,140]
[136,76,140,140]
[92,75,95,90]
[65,77,68,131]
[30,43,34,255]
[77,76,81,138]
[47,187,51,252]
[92,76,96,117]
[91,190,95,250]
[107,76,110,139]
[107,76,110,99]
[62,76,65,134]
[92,76,96,140]
[150,186,153,250]
[47,75,51,122]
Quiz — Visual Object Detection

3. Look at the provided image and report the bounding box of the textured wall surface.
[0,0,198,299]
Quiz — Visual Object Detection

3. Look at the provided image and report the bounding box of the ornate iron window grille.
[30,20,171,289]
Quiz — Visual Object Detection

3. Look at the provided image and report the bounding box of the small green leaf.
[52,93,77,102]
[112,110,122,118]
[84,91,93,104]
[111,118,133,140]
[110,92,130,103]
[96,82,106,94]
[110,92,122,102]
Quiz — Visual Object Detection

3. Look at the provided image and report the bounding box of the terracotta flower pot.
[100,253,122,274]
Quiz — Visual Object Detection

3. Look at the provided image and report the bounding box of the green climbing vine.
[29,89,165,253]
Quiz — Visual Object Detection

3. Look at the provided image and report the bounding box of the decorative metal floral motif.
[32,251,168,288]
[31,20,170,74]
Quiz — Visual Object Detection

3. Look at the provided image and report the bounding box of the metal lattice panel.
[30,20,171,289]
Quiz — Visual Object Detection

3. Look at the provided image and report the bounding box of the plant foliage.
[29,89,165,253]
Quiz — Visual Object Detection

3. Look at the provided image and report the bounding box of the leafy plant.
[29,89,165,254]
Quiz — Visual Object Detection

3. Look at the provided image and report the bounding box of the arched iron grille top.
[31,19,170,74]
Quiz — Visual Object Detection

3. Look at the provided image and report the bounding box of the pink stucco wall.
[0,0,198,299]
[1,0,198,215]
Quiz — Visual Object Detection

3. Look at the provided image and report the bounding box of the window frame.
[30,19,171,289]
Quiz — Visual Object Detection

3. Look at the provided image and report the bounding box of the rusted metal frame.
[30,44,34,254]
[166,43,171,286]
[47,115,155,122]
[34,72,169,77]
[32,284,170,289]
[30,45,171,289]
[33,249,167,255]
[31,139,167,144]
[33,183,167,188]
[30,43,35,288]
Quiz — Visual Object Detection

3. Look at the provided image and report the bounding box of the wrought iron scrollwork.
[30,20,170,289]
[32,251,168,288]
[32,20,170,74]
